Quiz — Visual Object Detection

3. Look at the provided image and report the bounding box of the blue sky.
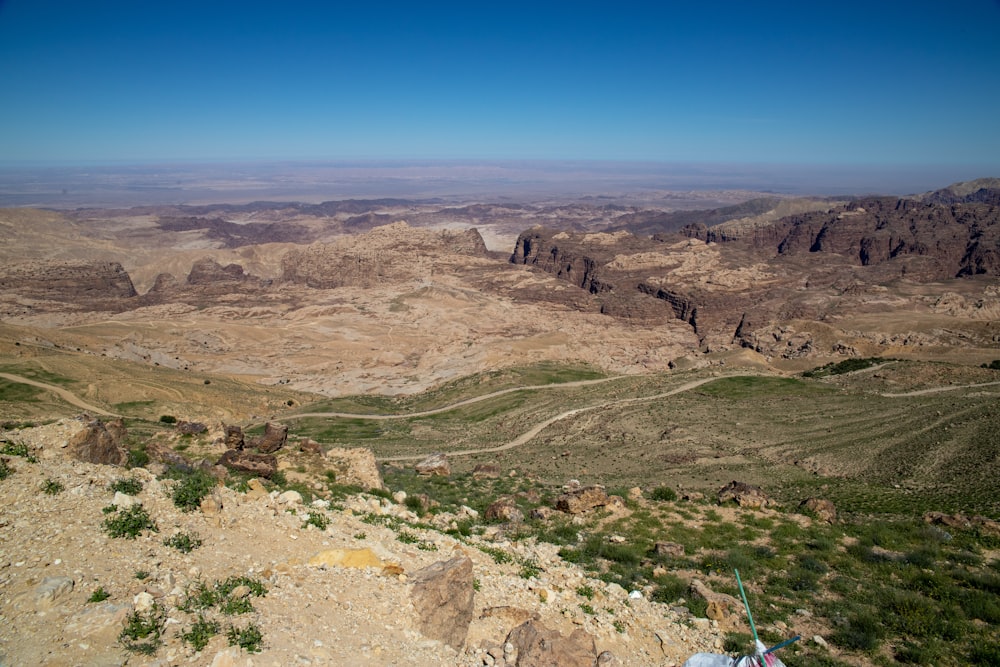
[1,0,998,168]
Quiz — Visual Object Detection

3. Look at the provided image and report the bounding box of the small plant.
[576,584,595,600]
[181,615,220,652]
[613,619,626,634]
[580,603,596,615]
[108,477,143,495]
[303,511,330,530]
[0,458,10,480]
[219,595,255,615]
[164,531,203,553]
[479,545,513,565]
[135,570,151,580]
[119,604,165,655]
[650,486,678,502]
[397,529,419,544]
[227,622,263,653]
[159,415,177,424]
[473,578,481,592]
[127,445,150,468]
[354,532,367,540]
[520,560,541,579]
[42,478,64,495]
[103,504,158,539]
[171,469,217,512]
[87,586,111,603]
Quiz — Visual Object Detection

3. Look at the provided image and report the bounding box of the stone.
[504,619,598,667]
[530,507,555,520]
[34,576,75,609]
[277,490,303,505]
[245,478,269,499]
[299,438,323,455]
[415,453,450,476]
[217,449,277,478]
[473,463,502,479]
[653,541,685,557]
[251,422,287,454]
[112,491,137,508]
[323,447,385,490]
[133,591,155,613]
[307,548,384,569]
[555,485,609,514]
[176,421,207,435]
[66,419,127,466]
[800,498,837,523]
[200,494,223,515]
[485,497,524,524]
[223,424,245,450]
[717,480,770,509]
[627,486,643,500]
[410,556,474,650]
[689,579,742,619]
[813,634,828,649]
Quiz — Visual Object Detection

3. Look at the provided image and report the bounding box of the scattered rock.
[33,576,74,609]
[200,494,223,515]
[415,453,450,476]
[410,556,474,650]
[555,485,609,514]
[485,496,524,524]
[176,420,207,435]
[653,541,685,557]
[473,463,502,479]
[800,498,837,523]
[66,419,127,466]
[111,491,137,508]
[251,422,288,454]
[217,449,277,478]
[717,480,770,509]
[505,619,598,667]
[924,511,1000,537]
[298,438,323,455]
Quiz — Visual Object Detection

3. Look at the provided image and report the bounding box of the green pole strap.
[734,569,760,647]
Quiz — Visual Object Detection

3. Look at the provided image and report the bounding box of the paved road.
[0,372,118,417]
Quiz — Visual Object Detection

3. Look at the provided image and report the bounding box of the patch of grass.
[103,504,158,539]
[479,545,514,565]
[135,570,150,580]
[127,444,150,468]
[227,623,263,653]
[1,441,36,462]
[579,603,596,615]
[576,584,595,599]
[108,477,143,495]
[164,531,203,553]
[180,615,220,652]
[42,478,64,495]
[119,604,165,655]
[158,414,177,424]
[650,485,678,502]
[87,586,111,603]
[302,511,330,530]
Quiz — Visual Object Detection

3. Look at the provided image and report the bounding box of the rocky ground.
[0,419,730,667]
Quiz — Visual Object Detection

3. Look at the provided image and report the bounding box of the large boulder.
[485,496,524,524]
[251,422,287,454]
[717,480,770,509]
[415,453,450,476]
[505,619,599,667]
[66,418,128,466]
[217,449,277,478]
[800,498,837,523]
[555,485,609,514]
[223,425,245,450]
[410,556,474,650]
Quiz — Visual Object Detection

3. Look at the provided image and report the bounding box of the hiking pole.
[734,569,759,646]
[764,635,800,655]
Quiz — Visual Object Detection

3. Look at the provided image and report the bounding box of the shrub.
[87,586,111,603]
[1,441,35,461]
[164,531,203,553]
[227,623,263,652]
[171,469,217,512]
[651,573,687,604]
[103,504,158,539]
[302,511,330,530]
[650,486,678,502]
[127,445,150,468]
[181,615,220,652]
[108,477,143,495]
[119,604,165,655]
[833,609,885,651]
[576,584,595,599]
[0,458,10,480]
[158,415,177,424]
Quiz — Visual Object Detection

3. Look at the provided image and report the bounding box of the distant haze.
[0,160,993,209]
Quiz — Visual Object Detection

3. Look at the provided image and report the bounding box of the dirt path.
[880,380,1000,397]
[0,372,118,417]
[381,375,725,461]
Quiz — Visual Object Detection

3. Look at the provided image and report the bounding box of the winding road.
[0,372,119,417]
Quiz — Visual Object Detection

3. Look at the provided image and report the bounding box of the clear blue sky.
[1,0,998,168]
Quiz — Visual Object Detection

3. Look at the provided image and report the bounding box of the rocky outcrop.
[415,453,450,476]
[504,619,600,667]
[555,485,609,514]
[485,496,524,523]
[217,449,277,478]
[0,260,137,309]
[250,422,287,454]
[717,481,770,509]
[410,556,475,650]
[66,418,128,466]
[223,425,245,450]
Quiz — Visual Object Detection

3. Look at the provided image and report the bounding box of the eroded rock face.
[67,419,128,466]
[0,260,137,306]
[410,556,474,650]
[217,449,277,478]
[717,480,770,509]
[555,485,609,514]
[251,422,287,454]
[504,619,599,667]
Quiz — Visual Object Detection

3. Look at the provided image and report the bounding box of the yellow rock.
[308,548,383,569]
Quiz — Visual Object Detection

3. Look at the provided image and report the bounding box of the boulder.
[66,418,127,466]
[251,422,287,454]
[410,556,474,650]
[689,579,742,620]
[223,425,245,450]
[473,463,502,479]
[505,619,599,667]
[800,498,837,523]
[717,480,770,509]
[176,421,207,435]
[415,453,450,476]
[485,496,524,524]
[654,541,685,558]
[217,449,277,478]
[299,438,323,455]
[555,485,609,514]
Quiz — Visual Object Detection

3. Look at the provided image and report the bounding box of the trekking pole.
[734,569,759,646]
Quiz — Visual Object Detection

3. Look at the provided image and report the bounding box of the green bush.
[103,504,158,539]
[87,586,111,603]
[42,478,64,495]
[650,486,678,502]
[170,469,217,512]
[180,615,220,652]
[0,458,10,480]
[108,477,143,495]
[833,609,885,651]
[158,415,177,424]
[227,623,263,652]
[164,531,203,553]
[302,511,330,531]
[119,604,165,655]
